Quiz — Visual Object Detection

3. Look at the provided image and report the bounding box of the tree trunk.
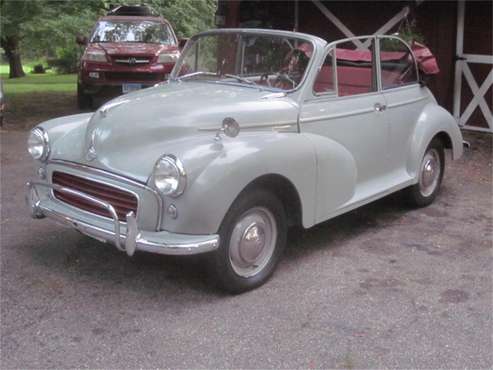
[1,36,25,78]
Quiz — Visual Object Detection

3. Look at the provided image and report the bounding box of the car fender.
[162,131,357,234]
[38,113,93,162]
[407,103,463,178]
[161,131,316,234]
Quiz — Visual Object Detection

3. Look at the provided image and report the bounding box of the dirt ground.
[1,95,492,368]
[1,92,87,130]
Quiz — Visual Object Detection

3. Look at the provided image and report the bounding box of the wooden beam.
[311,0,365,49]
[453,0,465,121]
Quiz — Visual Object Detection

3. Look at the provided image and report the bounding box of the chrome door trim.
[300,106,375,124]
[386,96,428,109]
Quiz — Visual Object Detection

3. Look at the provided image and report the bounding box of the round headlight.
[153,155,186,197]
[27,127,49,161]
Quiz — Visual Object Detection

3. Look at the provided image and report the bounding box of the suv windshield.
[171,32,314,91]
[90,20,175,44]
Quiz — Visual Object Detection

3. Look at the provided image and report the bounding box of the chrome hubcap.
[229,207,277,278]
[419,148,441,197]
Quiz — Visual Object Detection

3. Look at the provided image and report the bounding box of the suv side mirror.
[76,35,88,46]
[178,38,188,50]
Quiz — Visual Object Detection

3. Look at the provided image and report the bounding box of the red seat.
[337,66,373,96]
[313,65,334,93]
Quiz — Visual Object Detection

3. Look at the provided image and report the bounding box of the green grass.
[1,63,79,129]
[0,61,49,75]
[1,63,77,95]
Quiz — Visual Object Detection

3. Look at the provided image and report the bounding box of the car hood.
[96,42,177,56]
[51,82,299,182]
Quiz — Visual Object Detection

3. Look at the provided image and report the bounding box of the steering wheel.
[274,73,296,89]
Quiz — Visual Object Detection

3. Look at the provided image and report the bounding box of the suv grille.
[106,72,163,82]
[112,56,151,65]
[52,171,138,222]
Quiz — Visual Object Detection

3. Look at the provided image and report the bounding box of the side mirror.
[178,38,188,50]
[76,35,88,46]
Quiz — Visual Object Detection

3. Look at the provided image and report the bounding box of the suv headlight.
[153,155,186,197]
[27,127,50,161]
[83,50,107,63]
[158,51,180,64]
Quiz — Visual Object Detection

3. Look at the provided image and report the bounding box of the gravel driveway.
[1,128,492,369]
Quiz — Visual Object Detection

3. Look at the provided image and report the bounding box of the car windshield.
[90,20,175,44]
[171,32,314,91]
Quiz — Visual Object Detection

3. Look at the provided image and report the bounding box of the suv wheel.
[77,83,93,110]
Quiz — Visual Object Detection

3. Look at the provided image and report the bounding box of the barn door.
[453,0,493,133]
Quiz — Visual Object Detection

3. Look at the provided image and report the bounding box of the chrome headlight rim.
[28,127,50,161]
[153,154,187,198]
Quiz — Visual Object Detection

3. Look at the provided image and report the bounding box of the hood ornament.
[86,131,98,161]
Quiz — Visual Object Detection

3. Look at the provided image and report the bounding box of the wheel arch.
[235,173,303,229]
[408,103,463,177]
[434,131,453,151]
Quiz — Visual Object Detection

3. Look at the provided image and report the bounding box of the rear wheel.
[405,138,445,207]
[210,188,287,293]
[77,83,93,110]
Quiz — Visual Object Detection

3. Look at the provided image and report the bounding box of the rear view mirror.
[76,35,88,46]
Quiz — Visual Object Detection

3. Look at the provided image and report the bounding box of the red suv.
[76,5,182,109]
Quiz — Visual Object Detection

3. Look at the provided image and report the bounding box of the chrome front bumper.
[26,181,220,256]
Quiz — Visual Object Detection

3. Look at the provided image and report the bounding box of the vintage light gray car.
[26,29,463,292]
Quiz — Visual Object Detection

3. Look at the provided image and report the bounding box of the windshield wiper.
[222,74,255,85]
[175,71,219,81]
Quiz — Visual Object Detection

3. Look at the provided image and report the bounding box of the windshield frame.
[90,19,177,45]
[170,29,318,93]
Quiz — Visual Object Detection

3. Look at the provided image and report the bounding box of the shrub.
[49,46,80,74]
[31,64,45,74]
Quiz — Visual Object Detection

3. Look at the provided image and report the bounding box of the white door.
[453,0,493,133]
[378,36,429,177]
[300,38,390,217]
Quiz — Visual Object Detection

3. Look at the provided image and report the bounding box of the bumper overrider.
[26,181,219,256]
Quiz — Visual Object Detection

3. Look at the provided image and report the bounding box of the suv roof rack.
[106,5,158,17]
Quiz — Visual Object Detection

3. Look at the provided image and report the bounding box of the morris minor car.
[27,29,463,292]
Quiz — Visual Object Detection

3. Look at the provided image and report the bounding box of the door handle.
[374,103,387,112]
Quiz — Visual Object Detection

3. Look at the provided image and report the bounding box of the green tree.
[0,0,43,77]
[115,0,217,38]
[22,1,108,73]
[1,0,217,77]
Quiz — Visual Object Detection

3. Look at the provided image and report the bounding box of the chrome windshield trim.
[170,28,321,96]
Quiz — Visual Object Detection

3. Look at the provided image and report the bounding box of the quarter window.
[379,37,418,89]
[313,50,335,94]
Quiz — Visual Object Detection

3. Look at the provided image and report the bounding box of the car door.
[300,37,390,220]
[378,36,429,177]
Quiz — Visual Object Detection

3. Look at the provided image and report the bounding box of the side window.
[379,37,418,89]
[335,39,376,96]
[313,49,335,95]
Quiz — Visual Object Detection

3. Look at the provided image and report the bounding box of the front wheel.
[77,83,93,110]
[209,188,287,293]
[405,138,445,207]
